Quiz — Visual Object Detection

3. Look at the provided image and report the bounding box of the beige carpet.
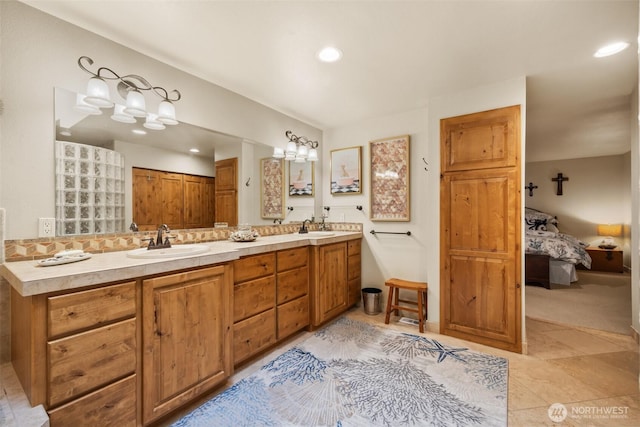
[525,270,632,335]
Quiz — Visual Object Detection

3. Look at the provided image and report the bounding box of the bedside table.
[585,246,623,273]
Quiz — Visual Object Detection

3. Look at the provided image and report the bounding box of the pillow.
[525,208,559,231]
[545,222,559,233]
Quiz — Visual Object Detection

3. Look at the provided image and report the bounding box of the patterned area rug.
[172,318,508,426]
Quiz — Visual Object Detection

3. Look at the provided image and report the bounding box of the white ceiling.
[23,0,638,162]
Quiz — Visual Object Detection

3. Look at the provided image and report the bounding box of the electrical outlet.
[38,218,56,237]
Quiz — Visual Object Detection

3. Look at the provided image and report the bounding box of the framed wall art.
[330,146,362,195]
[369,135,410,221]
[260,157,285,219]
[289,161,314,197]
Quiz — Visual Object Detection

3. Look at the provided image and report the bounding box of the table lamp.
[597,224,622,249]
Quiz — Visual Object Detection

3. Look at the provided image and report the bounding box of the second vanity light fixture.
[76,56,181,130]
[273,130,319,162]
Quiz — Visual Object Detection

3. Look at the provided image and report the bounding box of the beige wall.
[525,154,632,267]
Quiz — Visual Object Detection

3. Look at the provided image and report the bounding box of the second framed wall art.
[330,146,362,195]
[369,135,410,221]
[289,161,314,197]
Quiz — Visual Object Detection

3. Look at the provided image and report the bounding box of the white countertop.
[1,232,362,296]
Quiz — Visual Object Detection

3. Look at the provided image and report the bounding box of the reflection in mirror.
[54,87,245,236]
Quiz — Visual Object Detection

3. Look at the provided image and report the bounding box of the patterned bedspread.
[525,230,592,269]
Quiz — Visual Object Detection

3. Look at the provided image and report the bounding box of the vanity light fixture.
[77,56,181,129]
[273,130,319,162]
[189,148,200,153]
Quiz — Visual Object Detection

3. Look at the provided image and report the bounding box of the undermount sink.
[295,231,335,237]
[126,244,210,259]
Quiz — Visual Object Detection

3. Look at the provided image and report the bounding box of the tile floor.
[3,307,639,426]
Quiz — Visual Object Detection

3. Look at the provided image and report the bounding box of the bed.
[524,208,592,289]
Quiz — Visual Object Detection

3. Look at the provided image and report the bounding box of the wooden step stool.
[384,278,428,333]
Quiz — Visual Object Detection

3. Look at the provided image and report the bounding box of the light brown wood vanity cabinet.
[10,236,361,426]
[232,246,310,366]
[309,239,362,328]
[141,264,232,424]
[12,280,138,426]
[11,264,233,427]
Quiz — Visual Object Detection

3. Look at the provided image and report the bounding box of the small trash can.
[362,287,382,315]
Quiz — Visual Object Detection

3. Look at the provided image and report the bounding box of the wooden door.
[183,175,204,229]
[132,168,162,231]
[142,265,232,424]
[440,105,522,353]
[160,171,184,229]
[215,158,238,226]
[204,176,215,227]
[310,243,348,326]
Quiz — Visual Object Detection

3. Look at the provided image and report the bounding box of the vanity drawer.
[277,295,309,340]
[233,253,276,283]
[276,267,308,304]
[48,374,136,427]
[277,247,308,271]
[233,276,276,322]
[48,318,136,407]
[233,308,276,364]
[48,281,136,338]
[348,255,361,281]
[348,239,361,256]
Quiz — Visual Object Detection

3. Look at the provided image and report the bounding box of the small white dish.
[38,252,92,267]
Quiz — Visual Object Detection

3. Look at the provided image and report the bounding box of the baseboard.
[631,326,639,344]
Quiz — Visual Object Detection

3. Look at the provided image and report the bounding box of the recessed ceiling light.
[189,148,200,153]
[317,46,342,63]
[594,41,630,58]
[132,129,147,135]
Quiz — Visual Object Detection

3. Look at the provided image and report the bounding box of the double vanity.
[2,231,362,426]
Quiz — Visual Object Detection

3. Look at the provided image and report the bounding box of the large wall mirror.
[54,87,288,236]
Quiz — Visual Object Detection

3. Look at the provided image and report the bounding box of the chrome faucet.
[299,219,312,234]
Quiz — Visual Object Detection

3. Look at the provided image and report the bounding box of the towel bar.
[370,230,411,236]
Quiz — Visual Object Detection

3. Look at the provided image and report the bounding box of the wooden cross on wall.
[525,182,538,197]
[551,173,569,195]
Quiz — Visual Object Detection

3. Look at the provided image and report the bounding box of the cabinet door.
[215,158,238,226]
[132,168,162,231]
[183,175,205,229]
[142,265,232,424]
[160,171,184,229]
[311,243,348,326]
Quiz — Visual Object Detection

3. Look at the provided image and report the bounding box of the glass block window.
[55,141,125,235]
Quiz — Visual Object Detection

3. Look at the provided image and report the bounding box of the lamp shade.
[272,147,285,159]
[597,224,622,237]
[307,148,318,161]
[123,90,147,117]
[143,113,165,130]
[84,77,113,108]
[111,104,136,123]
[74,93,102,115]
[285,141,298,157]
[157,100,178,125]
[296,145,308,159]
